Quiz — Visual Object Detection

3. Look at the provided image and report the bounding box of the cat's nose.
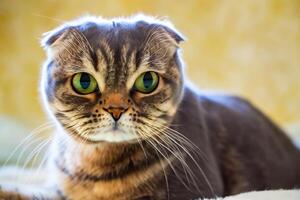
[102,93,129,121]
[103,106,128,121]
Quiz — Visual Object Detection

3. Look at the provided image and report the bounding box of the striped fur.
[2,15,186,200]
[2,14,300,200]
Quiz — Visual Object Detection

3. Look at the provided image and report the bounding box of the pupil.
[80,73,91,89]
[143,72,153,89]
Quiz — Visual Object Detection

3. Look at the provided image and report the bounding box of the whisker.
[139,118,215,197]
[32,13,66,23]
[21,138,51,170]
[141,125,199,191]
[2,122,54,167]
[133,130,148,160]
[137,127,196,192]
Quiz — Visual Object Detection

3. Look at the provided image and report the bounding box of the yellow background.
[0,0,299,134]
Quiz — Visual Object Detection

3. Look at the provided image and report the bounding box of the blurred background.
[0,0,299,165]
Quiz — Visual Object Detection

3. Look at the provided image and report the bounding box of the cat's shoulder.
[185,87,268,127]
[185,87,255,114]
[200,92,253,113]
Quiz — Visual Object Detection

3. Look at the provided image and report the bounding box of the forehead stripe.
[90,49,99,71]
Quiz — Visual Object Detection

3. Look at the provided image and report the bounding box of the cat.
[0,15,300,200]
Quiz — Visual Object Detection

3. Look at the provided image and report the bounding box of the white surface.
[217,190,300,200]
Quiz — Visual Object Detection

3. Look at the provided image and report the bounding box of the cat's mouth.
[80,126,138,143]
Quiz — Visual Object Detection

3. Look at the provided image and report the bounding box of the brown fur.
[0,15,299,200]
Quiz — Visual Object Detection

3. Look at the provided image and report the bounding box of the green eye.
[72,73,98,94]
[134,71,159,93]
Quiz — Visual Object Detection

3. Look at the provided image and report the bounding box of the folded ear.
[41,26,70,50]
[160,24,185,45]
[41,26,93,59]
[133,14,185,46]
[144,23,185,57]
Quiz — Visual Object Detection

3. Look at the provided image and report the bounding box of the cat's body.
[0,15,299,200]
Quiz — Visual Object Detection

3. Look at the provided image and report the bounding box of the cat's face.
[41,16,184,143]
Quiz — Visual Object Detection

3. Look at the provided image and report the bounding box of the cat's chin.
[80,129,138,143]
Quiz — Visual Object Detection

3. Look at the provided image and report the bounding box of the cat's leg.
[0,166,63,199]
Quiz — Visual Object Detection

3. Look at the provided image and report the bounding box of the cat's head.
[41,15,185,143]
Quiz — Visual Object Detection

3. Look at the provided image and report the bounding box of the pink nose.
[102,93,129,121]
[103,106,128,121]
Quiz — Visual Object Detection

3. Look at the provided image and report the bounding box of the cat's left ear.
[160,24,185,45]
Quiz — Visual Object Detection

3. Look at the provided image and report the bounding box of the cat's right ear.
[41,26,69,51]
[41,26,92,58]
